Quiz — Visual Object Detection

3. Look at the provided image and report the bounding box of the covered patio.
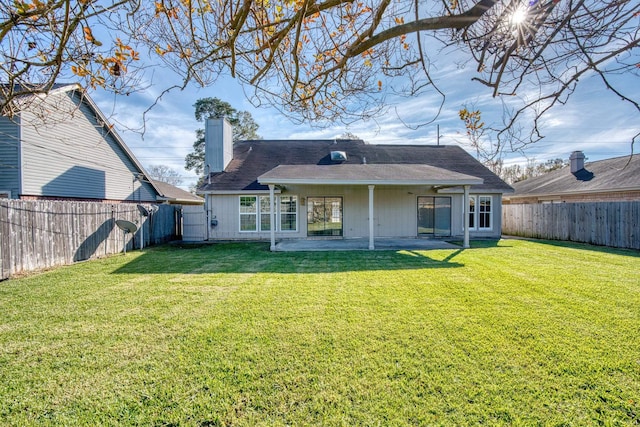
[259,163,483,251]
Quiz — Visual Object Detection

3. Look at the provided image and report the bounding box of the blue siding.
[0,115,21,197]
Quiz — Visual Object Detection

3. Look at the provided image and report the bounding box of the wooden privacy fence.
[502,202,640,250]
[0,200,181,280]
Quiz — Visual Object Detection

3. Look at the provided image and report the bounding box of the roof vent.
[330,151,347,162]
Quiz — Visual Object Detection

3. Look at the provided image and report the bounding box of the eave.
[505,186,640,200]
[258,164,483,187]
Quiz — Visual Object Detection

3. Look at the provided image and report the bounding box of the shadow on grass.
[112,242,464,275]
[446,239,512,249]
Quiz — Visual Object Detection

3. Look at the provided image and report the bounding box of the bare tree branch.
[0,0,637,156]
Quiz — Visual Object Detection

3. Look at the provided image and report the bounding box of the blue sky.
[91,55,640,191]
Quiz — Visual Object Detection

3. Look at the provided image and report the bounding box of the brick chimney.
[204,117,233,173]
[570,151,585,173]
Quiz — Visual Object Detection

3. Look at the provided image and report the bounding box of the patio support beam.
[368,185,375,250]
[463,185,470,249]
[269,184,276,251]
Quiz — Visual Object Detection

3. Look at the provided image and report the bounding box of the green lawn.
[1,239,639,426]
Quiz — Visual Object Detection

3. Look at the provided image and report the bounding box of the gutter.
[505,186,640,200]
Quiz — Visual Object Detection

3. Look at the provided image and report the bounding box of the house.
[503,151,640,204]
[0,83,201,205]
[152,180,204,205]
[198,118,513,250]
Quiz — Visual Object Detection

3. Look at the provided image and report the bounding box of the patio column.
[368,185,375,250]
[463,185,470,249]
[269,184,276,251]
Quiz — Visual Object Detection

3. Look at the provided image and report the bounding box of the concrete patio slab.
[273,238,461,252]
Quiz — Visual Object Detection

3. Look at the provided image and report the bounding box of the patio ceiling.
[258,164,484,187]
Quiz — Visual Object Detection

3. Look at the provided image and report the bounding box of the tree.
[459,107,491,163]
[1,1,638,147]
[501,158,568,184]
[459,106,511,175]
[184,98,260,176]
[147,164,183,186]
[339,132,363,140]
[458,103,570,181]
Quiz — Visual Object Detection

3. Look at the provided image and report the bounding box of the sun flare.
[510,7,528,25]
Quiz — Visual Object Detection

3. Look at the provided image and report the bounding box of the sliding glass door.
[307,197,343,236]
[417,196,451,237]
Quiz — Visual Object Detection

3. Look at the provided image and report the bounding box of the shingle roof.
[259,164,483,186]
[152,180,204,204]
[199,139,512,193]
[510,154,640,197]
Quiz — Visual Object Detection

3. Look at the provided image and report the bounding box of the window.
[239,195,297,232]
[240,196,258,231]
[468,196,476,229]
[260,196,271,231]
[467,195,492,231]
[280,196,297,231]
[478,196,492,229]
[331,200,341,223]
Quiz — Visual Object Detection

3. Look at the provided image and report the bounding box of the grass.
[0,239,639,426]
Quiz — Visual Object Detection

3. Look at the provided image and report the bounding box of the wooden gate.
[181,205,207,241]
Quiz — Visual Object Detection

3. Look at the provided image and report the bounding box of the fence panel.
[502,202,640,250]
[0,200,179,280]
[0,202,8,280]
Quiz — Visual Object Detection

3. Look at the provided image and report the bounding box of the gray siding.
[0,115,21,197]
[19,90,155,201]
[207,193,305,240]
[207,186,503,240]
[372,187,420,237]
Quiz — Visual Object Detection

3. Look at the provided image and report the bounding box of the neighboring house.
[198,118,513,249]
[152,179,204,205]
[0,83,197,204]
[504,151,640,204]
